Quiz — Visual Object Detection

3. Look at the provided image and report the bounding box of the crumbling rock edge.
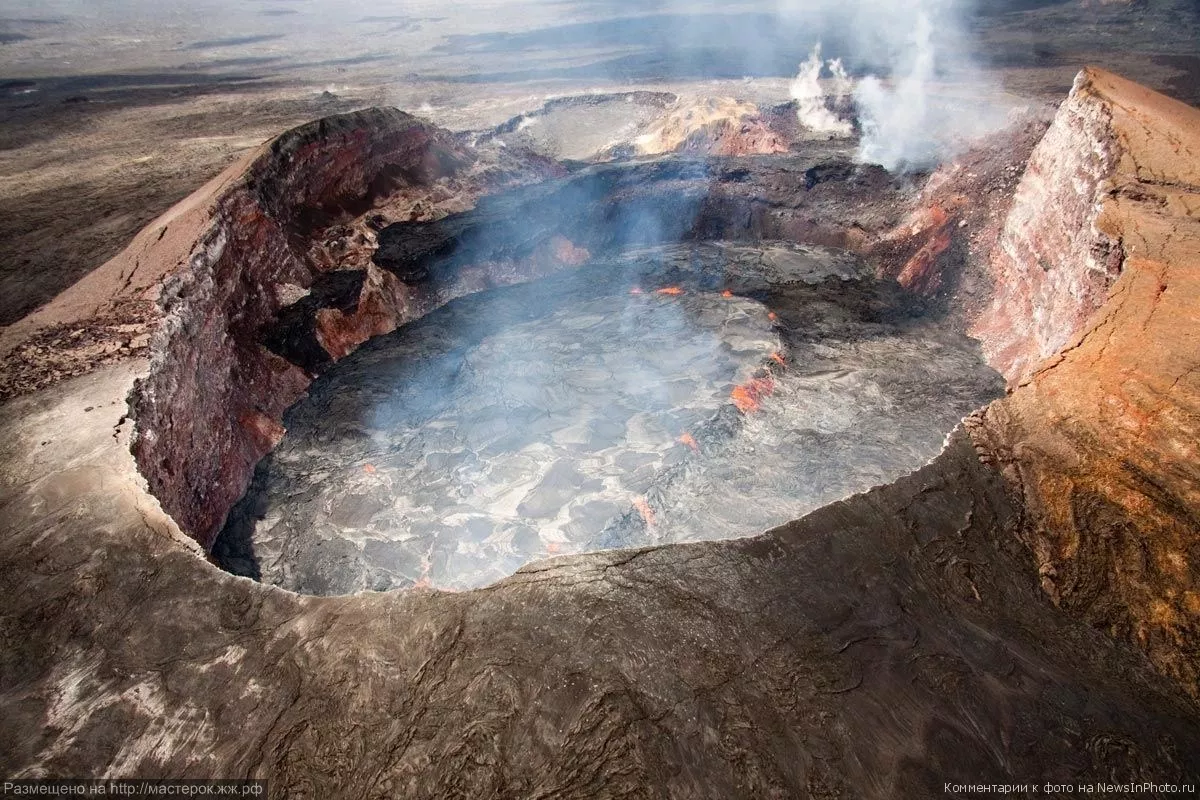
[0,68,1199,788]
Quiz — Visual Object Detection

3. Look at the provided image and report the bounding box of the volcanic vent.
[186,105,1010,595]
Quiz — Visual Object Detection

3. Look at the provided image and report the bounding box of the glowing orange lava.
[731,376,775,413]
[363,463,377,474]
[721,289,734,298]
[770,352,786,366]
[633,497,656,527]
[655,286,685,296]
[767,311,778,321]
[678,432,699,452]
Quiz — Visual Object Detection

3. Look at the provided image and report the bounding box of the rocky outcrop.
[969,68,1200,697]
[619,97,791,157]
[869,111,1055,322]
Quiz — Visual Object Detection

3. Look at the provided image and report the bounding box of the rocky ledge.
[1,69,1199,794]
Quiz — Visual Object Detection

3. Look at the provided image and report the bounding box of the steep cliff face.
[969,68,1200,696]
[126,110,486,549]
[869,113,1052,310]
[970,70,1128,382]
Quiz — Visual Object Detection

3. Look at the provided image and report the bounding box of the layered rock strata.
[971,70,1127,382]
[125,110,485,549]
[968,68,1200,697]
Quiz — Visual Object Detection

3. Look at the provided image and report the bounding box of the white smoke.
[780,0,1009,172]
[854,11,938,169]
[790,44,853,138]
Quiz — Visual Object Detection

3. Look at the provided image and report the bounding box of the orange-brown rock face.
[867,111,1054,318]
[128,111,470,549]
[969,68,1200,696]
[313,265,415,361]
[970,70,1128,383]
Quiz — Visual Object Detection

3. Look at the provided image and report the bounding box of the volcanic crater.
[2,67,1199,792]
[216,240,1002,594]
[110,96,1009,596]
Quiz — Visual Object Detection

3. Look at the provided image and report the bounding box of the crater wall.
[127,110,479,548]
[970,69,1126,382]
[117,116,974,551]
[969,68,1200,697]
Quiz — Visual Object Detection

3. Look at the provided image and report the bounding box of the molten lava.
[633,497,657,527]
[678,432,700,452]
[770,352,786,366]
[656,286,685,296]
[731,376,775,414]
[721,289,734,298]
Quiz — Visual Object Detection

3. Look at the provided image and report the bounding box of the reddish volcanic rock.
[548,235,591,266]
[970,70,1129,384]
[0,109,556,550]
[893,203,955,295]
[4,75,1196,709]
[678,116,790,157]
[868,111,1054,321]
[128,111,479,549]
[313,265,415,361]
[968,68,1200,697]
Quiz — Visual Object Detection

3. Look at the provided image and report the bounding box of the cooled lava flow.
[216,244,1001,594]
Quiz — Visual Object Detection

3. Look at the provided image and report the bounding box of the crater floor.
[217,243,1004,594]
